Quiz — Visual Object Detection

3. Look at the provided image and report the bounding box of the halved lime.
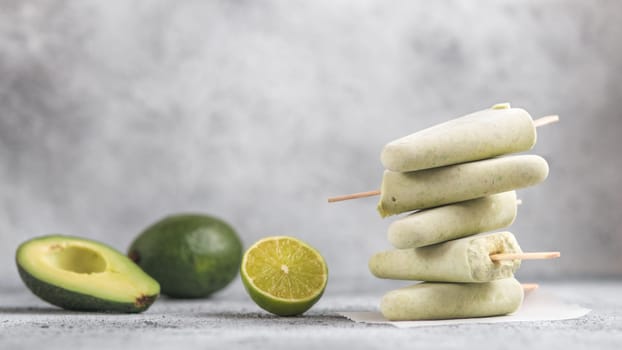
[240,236,328,316]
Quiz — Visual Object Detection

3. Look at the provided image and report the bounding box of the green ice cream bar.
[380,278,523,321]
[369,232,522,283]
[381,103,536,172]
[388,191,517,249]
[377,155,548,217]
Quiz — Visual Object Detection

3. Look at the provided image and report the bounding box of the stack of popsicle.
[330,103,560,321]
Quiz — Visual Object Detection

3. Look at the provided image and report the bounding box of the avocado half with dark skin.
[16,235,160,313]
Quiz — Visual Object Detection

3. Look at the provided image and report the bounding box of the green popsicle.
[377,155,548,217]
[388,191,517,248]
[380,278,524,321]
[381,103,536,172]
[369,232,522,283]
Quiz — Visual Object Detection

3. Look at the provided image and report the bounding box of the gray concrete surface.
[1,280,620,349]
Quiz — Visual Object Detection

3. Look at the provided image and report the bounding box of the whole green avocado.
[128,214,243,298]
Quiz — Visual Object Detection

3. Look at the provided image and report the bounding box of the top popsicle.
[380,103,550,173]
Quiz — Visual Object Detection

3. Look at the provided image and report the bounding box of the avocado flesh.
[16,235,160,313]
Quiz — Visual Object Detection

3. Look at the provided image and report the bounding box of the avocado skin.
[129,214,243,298]
[16,264,157,313]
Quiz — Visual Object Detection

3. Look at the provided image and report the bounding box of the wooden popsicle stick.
[533,115,559,127]
[328,192,524,205]
[521,283,539,293]
[489,251,560,261]
[327,190,380,203]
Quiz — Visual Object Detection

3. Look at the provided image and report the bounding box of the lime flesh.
[240,236,328,316]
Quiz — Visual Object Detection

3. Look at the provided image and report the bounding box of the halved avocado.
[16,235,160,313]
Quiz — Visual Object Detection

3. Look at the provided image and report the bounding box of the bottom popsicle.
[380,278,523,321]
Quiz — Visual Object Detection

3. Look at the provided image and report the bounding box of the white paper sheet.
[338,289,591,328]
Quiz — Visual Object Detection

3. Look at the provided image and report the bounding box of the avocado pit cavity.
[48,245,107,274]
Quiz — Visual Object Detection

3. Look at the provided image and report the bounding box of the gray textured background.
[1,0,621,292]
